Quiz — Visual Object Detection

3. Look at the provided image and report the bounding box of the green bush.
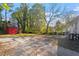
[0,28,6,34]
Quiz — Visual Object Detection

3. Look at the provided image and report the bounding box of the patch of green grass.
[0,33,36,38]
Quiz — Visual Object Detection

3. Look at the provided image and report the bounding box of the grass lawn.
[0,33,36,38]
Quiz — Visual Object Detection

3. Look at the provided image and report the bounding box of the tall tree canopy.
[30,3,46,33]
[12,3,29,33]
[12,3,46,33]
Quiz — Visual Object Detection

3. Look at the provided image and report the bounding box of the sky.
[1,3,79,26]
[2,3,79,18]
[2,3,79,17]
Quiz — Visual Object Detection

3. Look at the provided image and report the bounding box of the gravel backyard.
[0,35,58,56]
[0,35,79,56]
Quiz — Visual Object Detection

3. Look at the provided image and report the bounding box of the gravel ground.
[0,35,79,56]
[0,35,58,56]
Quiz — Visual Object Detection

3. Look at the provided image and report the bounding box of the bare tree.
[44,3,65,33]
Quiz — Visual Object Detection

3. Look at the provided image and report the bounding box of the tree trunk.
[22,18,26,33]
[22,24,26,33]
[46,23,49,34]
[5,10,8,29]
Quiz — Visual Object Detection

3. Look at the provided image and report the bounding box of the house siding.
[69,16,79,34]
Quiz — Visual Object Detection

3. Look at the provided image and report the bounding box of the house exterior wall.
[76,21,79,33]
[69,16,79,34]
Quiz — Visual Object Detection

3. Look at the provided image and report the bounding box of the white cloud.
[45,12,52,16]
[73,6,79,11]
[45,12,49,16]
